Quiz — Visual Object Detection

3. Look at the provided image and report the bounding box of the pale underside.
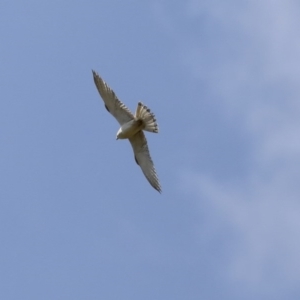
[92,70,161,193]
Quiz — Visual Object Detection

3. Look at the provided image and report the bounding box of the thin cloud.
[177,0,300,295]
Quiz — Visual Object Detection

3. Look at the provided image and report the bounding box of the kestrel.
[92,70,161,193]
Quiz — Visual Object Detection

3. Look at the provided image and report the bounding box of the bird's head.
[116,128,123,140]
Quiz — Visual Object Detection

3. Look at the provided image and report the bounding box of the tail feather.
[135,101,143,118]
[135,102,159,133]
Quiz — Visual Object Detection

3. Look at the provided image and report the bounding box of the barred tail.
[135,102,159,133]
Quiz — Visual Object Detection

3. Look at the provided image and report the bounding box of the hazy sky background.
[1,1,300,299]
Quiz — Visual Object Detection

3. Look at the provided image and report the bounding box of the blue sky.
[1,1,300,299]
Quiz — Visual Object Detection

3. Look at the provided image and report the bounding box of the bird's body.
[92,70,161,193]
[116,119,144,140]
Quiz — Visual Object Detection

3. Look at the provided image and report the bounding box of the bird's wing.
[129,131,161,193]
[92,70,134,125]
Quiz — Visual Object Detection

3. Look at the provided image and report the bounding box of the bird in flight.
[92,70,161,193]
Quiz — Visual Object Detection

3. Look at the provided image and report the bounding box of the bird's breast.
[117,119,144,139]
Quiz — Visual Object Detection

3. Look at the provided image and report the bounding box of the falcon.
[92,70,161,193]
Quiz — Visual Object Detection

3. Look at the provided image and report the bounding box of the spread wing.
[129,131,161,193]
[92,70,134,125]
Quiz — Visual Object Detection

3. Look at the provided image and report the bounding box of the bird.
[92,70,162,193]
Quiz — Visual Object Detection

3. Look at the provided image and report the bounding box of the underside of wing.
[92,70,134,125]
[129,131,161,193]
